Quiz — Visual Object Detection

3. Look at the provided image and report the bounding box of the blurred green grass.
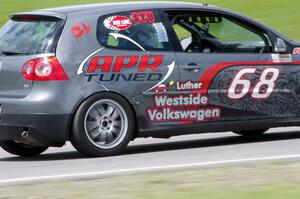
[1,160,300,198]
[0,0,299,40]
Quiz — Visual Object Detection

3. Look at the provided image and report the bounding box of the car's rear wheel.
[233,129,269,136]
[0,141,48,157]
[71,92,134,157]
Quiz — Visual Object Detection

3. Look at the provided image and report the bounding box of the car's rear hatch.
[0,14,65,98]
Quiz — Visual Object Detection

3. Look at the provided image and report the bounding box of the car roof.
[37,2,216,14]
[12,2,227,21]
[10,2,271,32]
[11,2,292,44]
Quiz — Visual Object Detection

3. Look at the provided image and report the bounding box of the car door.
[163,9,300,123]
[85,10,180,130]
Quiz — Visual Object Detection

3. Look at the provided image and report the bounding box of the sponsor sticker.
[168,80,175,86]
[153,84,169,93]
[131,11,155,24]
[176,81,203,91]
[271,54,292,63]
[146,78,221,124]
[147,107,220,123]
[152,81,203,93]
[152,94,209,107]
[104,16,132,31]
[147,93,221,123]
[293,48,300,54]
[71,22,91,38]
[153,23,169,42]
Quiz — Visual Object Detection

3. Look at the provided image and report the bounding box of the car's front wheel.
[71,92,134,157]
[0,141,48,157]
[233,129,269,136]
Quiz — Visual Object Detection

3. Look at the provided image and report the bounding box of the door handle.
[182,63,200,72]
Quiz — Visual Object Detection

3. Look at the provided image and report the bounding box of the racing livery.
[0,2,300,157]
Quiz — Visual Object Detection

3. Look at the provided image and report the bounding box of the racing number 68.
[227,67,280,99]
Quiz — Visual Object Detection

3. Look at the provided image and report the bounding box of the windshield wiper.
[0,51,30,56]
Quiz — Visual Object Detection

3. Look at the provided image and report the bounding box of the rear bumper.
[0,82,81,146]
[0,113,71,146]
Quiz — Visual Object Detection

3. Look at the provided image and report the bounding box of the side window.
[201,18,266,43]
[167,12,271,53]
[172,24,192,50]
[97,10,171,51]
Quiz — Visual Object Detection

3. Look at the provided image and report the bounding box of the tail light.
[22,56,69,81]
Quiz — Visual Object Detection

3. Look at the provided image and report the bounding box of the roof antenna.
[203,3,208,6]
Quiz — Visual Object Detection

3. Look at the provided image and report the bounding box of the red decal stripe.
[180,121,193,125]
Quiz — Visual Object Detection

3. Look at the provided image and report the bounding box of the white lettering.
[154,94,209,107]
[147,108,220,122]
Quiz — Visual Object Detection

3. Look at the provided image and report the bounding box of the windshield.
[0,18,64,55]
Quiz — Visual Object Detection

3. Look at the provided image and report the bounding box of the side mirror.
[274,38,287,53]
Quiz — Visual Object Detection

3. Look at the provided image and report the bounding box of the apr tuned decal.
[71,22,91,38]
[79,54,165,82]
[104,16,132,31]
[85,55,163,73]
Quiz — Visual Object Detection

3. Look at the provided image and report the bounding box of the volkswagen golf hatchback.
[1,2,300,157]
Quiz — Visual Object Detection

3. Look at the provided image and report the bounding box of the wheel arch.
[67,91,139,140]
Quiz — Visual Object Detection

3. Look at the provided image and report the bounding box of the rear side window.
[97,10,171,51]
[0,16,64,55]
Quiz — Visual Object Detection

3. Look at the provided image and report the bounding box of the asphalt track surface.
[1,127,300,185]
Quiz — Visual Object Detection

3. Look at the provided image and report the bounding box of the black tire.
[233,129,269,136]
[70,92,135,157]
[0,141,48,157]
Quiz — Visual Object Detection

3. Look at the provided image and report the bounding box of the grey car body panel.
[0,55,34,98]
[0,2,300,146]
